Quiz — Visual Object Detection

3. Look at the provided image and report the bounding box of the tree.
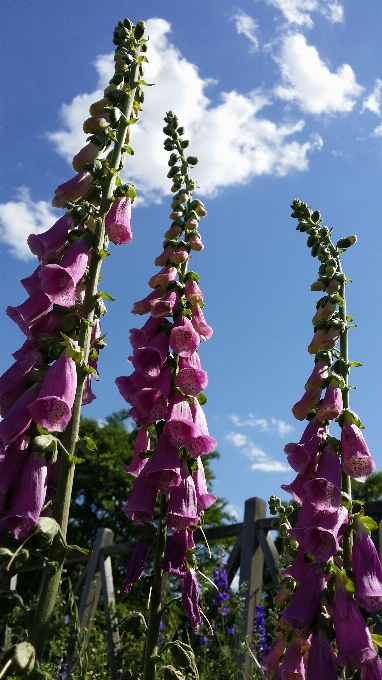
[351,471,382,503]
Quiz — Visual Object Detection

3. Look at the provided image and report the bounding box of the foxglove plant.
[264,200,382,678]
[0,17,150,669]
[115,113,216,680]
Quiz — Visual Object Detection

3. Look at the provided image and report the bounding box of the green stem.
[338,277,352,571]
[142,494,168,680]
[29,59,141,661]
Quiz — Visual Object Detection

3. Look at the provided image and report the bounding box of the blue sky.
[0,0,381,521]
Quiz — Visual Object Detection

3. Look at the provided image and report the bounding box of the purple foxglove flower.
[123,426,150,478]
[154,246,175,266]
[129,317,161,349]
[39,238,89,307]
[303,446,341,512]
[12,338,37,361]
[124,539,150,595]
[166,462,199,531]
[123,464,157,524]
[52,172,93,208]
[306,631,337,680]
[282,543,311,584]
[82,374,97,406]
[292,388,322,421]
[333,575,377,668]
[27,214,75,264]
[192,457,216,513]
[170,247,189,264]
[182,568,201,632]
[304,360,329,390]
[133,388,167,423]
[187,399,217,458]
[72,141,101,172]
[0,435,30,513]
[280,639,304,680]
[281,564,326,638]
[150,291,180,319]
[316,382,343,421]
[184,280,203,305]
[176,352,208,397]
[1,451,48,539]
[284,417,326,474]
[261,633,287,677]
[362,656,382,680]
[162,529,188,579]
[320,326,341,351]
[132,290,163,314]
[28,309,62,340]
[148,265,177,289]
[28,350,77,432]
[308,328,326,354]
[163,393,197,447]
[20,265,43,295]
[281,454,318,504]
[0,349,43,417]
[169,315,200,357]
[7,288,52,337]
[188,235,204,251]
[145,435,181,493]
[341,418,375,482]
[115,372,148,405]
[0,385,39,446]
[191,305,213,340]
[105,196,132,246]
[128,407,151,428]
[303,505,348,563]
[131,333,169,381]
[311,301,336,324]
[352,517,382,612]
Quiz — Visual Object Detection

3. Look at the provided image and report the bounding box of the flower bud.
[186,156,198,165]
[311,280,326,291]
[89,97,109,116]
[170,210,184,220]
[164,224,183,239]
[83,114,111,134]
[170,247,189,264]
[336,235,357,249]
[188,235,204,251]
[72,142,101,173]
[134,20,146,40]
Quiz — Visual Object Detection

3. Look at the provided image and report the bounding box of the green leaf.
[183,271,200,284]
[66,544,90,555]
[349,361,362,367]
[122,146,134,155]
[343,575,355,594]
[37,425,49,436]
[137,79,154,86]
[126,117,138,125]
[82,436,97,451]
[371,634,382,648]
[136,55,149,63]
[85,366,98,377]
[346,315,353,322]
[196,393,208,405]
[99,249,110,260]
[361,515,378,534]
[98,291,116,301]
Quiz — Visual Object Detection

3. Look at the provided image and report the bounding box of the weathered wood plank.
[100,552,122,680]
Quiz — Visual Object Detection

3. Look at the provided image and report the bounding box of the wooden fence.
[5,498,382,679]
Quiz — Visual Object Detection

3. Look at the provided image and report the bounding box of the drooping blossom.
[284,417,326,474]
[316,381,343,421]
[165,461,199,531]
[0,349,43,417]
[192,456,216,513]
[304,360,329,390]
[306,630,338,680]
[362,656,382,680]
[145,435,182,494]
[181,568,201,632]
[27,213,75,264]
[0,452,48,540]
[163,393,197,448]
[123,463,157,524]
[169,315,200,357]
[333,575,377,668]
[0,384,39,447]
[124,539,151,595]
[131,289,163,315]
[0,435,30,513]
[105,196,132,245]
[148,265,177,289]
[303,446,341,512]
[341,416,375,482]
[261,633,287,677]
[52,171,93,208]
[39,237,89,307]
[352,516,382,612]
[7,287,52,337]
[292,388,321,421]
[131,333,169,380]
[28,350,77,432]
[280,639,305,680]
[122,426,150,478]
[72,142,101,173]
[162,529,188,579]
[191,304,213,339]
[281,563,326,638]
[175,352,208,397]
[187,398,217,458]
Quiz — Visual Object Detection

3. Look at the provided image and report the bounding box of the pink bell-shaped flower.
[181,568,201,632]
[166,461,199,531]
[148,265,177,289]
[169,315,200,357]
[39,237,89,307]
[1,451,48,539]
[280,639,305,680]
[27,213,75,264]
[261,633,287,677]
[162,529,188,579]
[7,287,52,337]
[0,435,30,513]
[122,426,150,478]
[303,446,341,512]
[28,349,77,432]
[131,289,163,315]
[191,305,213,339]
[131,333,169,381]
[145,435,182,494]
[316,381,343,421]
[281,563,326,638]
[304,360,329,390]
[184,279,203,304]
[192,457,216,513]
[124,539,151,595]
[306,630,337,680]
[175,352,208,397]
[361,656,382,680]
[52,172,93,208]
[72,142,101,173]
[187,398,217,458]
[123,464,157,524]
[105,196,132,245]
[333,575,377,668]
[292,388,322,421]
[0,349,43,417]
[341,416,375,482]
[352,516,382,612]
[129,317,161,349]
[0,384,39,446]
[150,291,179,319]
[284,417,326,474]
[163,392,197,447]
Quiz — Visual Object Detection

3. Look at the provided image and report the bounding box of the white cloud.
[225,503,243,521]
[0,187,58,260]
[362,79,382,136]
[229,414,294,436]
[374,123,382,138]
[47,18,322,204]
[266,0,344,27]
[232,10,259,50]
[225,431,288,472]
[274,33,363,115]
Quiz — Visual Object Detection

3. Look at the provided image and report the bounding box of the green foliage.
[352,471,382,503]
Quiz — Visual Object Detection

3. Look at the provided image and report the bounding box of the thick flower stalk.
[264,200,381,678]
[0,17,149,664]
[115,112,216,680]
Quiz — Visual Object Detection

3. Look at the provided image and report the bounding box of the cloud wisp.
[362,79,382,137]
[230,414,294,437]
[226,431,289,473]
[266,0,344,28]
[232,10,260,51]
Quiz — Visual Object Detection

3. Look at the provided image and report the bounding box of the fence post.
[238,497,266,680]
[99,549,122,680]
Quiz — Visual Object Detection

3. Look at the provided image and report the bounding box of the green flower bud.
[168,153,180,166]
[169,641,196,670]
[134,21,146,40]
[312,209,321,222]
[311,280,326,291]
[317,246,330,261]
[307,234,319,247]
[121,612,147,638]
[311,242,320,257]
[186,156,198,165]
[187,179,198,191]
[167,166,181,178]
[111,73,124,85]
[336,235,357,249]
[279,523,289,538]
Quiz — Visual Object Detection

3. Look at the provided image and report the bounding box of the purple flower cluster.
[261,201,382,679]
[212,564,230,616]
[118,131,217,632]
[253,604,269,661]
